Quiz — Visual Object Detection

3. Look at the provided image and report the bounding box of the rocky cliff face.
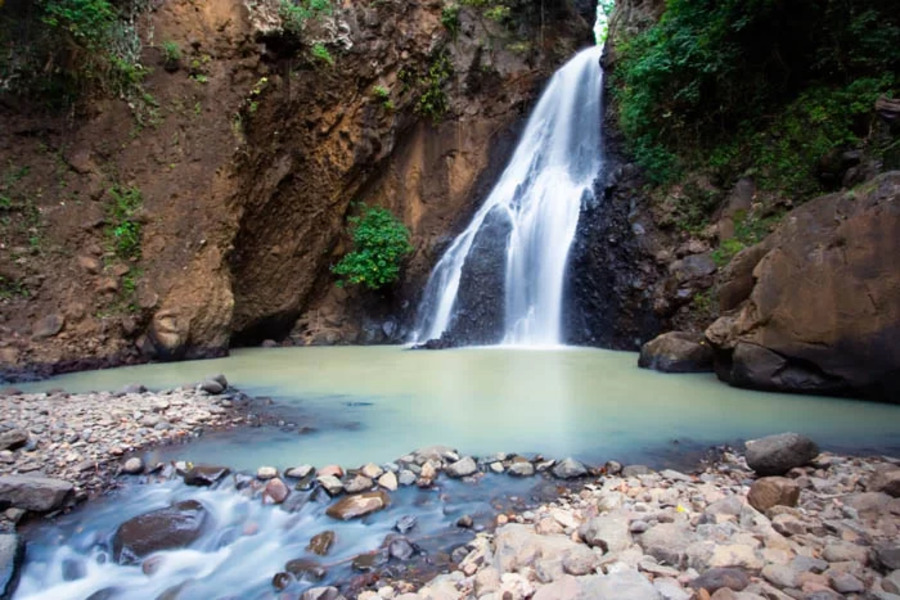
[0,0,593,379]
[707,172,900,401]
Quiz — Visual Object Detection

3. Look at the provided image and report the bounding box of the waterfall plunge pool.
[21,345,900,470]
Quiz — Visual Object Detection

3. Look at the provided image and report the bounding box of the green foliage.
[161,40,181,70]
[332,206,413,290]
[710,210,780,266]
[416,53,453,122]
[613,0,899,194]
[1,0,148,107]
[373,85,393,109]
[0,276,29,300]
[106,185,143,261]
[441,4,461,38]
[310,42,334,66]
[279,0,332,35]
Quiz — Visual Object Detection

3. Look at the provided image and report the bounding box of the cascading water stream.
[414,46,605,346]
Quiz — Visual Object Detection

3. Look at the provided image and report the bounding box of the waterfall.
[413,45,605,346]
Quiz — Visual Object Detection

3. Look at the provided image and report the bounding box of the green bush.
[441,5,461,38]
[333,206,413,290]
[279,0,332,35]
[416,53,453,122]
[613,0,899,193]
[106,185,143,261]
[310,42,334,66]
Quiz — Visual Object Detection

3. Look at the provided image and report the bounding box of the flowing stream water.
[14,346,900,599]
[414,46,605,345]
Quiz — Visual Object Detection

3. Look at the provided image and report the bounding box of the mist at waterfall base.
[413,46,604,346]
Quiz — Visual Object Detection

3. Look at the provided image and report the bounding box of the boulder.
[640,523,697,568]
[446,456,478,478]
[638,331,715,373]
[552,457,589,479]
[747,477,800,512]
[706,172,900,400]
[112,500,208,564]
[325,491,390,520]
[285,558,326,581]
[0,534,24,600]
[745,433,819,476]
[578,513,631,553]
[0,475,74,512]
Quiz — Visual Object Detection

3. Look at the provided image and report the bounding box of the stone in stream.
[285,465,315,479]
[264,478,290,504]
[326,491,390,520]
[198,379,225,395]
[395,515,417,534]
[398,470,416,486]
[344,474,374,493]
[256,466,278,480]
[112,500,208,564]
[318,465,344,479]
[744,432,819,476]
[301,586,344,600]
[183,465,230,487]
[377,471,398,491]
[122,457,144,475]
[508,458,534,477]
[388,537,416,561]
[317,475,344,496]
[446,456,478,478]
[272,571,294,591]
[285,558,326,581]
[0,534,24,600]
[552,457,588,479]
[0,475,74,512]
[0,430,27,452]
[307,531,335,556]
[360,463,384,479]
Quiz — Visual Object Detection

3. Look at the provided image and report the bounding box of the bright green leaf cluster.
[332,206,413,290]
[106,185,143,261]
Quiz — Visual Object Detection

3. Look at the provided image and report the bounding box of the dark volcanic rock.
[745,433,820,476]
[0,475,74,512]
[0,534,24,600]
[433,205,512,347]
[689,567,751,593]
[112,500,209,564]
[564,164,661,350]
[638,331,714,373]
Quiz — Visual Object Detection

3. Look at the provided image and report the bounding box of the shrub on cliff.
[332,206,413,291]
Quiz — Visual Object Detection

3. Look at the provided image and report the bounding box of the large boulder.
[0,534,24,600]
[112,500,209,564]
[638,331,714,373]
[706,172,900,400]
[745,433,819,476]
[0,475,74,512]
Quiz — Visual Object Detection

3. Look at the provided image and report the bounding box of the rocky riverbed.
[2,383,900,600]
[0,375,247,530]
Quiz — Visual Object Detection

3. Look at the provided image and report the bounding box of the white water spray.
[414,46,605,346]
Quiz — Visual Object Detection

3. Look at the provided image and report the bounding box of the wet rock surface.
[0,385,246,527]
[639,331,715,373]
[112,499,208,564]
[0,534,24,600]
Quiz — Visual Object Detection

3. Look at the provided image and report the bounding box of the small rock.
[377,471,398,491]
[388,538,415,561]
[0,475,74,512]
[326,491,390,520]
[183,465,230,487]
[690,568,751,593]
[112,500,208,564]
[344,475,374,494]
[32,314,65,339]
[264,478,290,504]
[868,465,900,497]
[883,570,900,594]
[878,546,900,571]
[257,466,278,480]
[319,465,344,479]
[456,515,473,528]
[748,477,800,512]
[508,461,534,477]
[285,465,315,479]
[0,430,27,452]
[395,516,417,534]
[122,457,144,475]
[307,531,335,556]
[360,463,384,479]
[317,475,344,496]
[198,379,225,395]
[831,572,865,594]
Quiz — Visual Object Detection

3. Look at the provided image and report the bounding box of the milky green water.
[21,346,900,469]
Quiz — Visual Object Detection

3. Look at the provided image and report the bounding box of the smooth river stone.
[326,491,390,520]
[307,531,335,556]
